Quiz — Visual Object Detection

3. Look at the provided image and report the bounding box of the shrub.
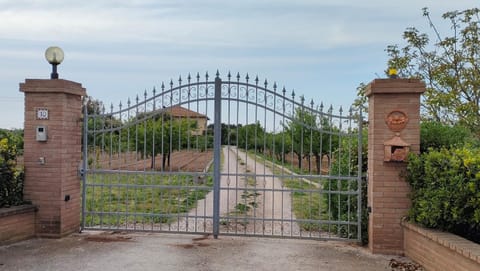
[0,137,25,208]
[420,121,474,153]
[405,148,480,243]
[0,129,23,155]
[324,128,368,244]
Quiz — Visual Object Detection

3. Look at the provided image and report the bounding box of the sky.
[0,0,477,129]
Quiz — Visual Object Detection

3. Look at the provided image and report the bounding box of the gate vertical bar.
[213,73,222,238]
[81,98,88,231]
[357,109,363,242]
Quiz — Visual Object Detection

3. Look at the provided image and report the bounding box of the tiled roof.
[166,106,208,119]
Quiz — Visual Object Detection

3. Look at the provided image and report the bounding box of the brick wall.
[403,221,480,271]
[0,205,36,245]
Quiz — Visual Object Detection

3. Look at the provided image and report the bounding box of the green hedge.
[405,148,480,243]
[0,137,25,208]
[420,121,474,153]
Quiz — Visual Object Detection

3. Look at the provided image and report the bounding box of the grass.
[84,149,217,227]
[283,178,327,231]
[83,173,214,227]
[245,150,313,176]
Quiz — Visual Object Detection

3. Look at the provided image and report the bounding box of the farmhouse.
[164,106,209,136]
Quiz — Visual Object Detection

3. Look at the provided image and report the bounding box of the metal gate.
[81,72,363,241]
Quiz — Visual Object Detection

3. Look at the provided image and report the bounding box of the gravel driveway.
[0,231,419,271]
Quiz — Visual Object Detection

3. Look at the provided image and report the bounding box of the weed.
[246,176,256,186]
[234,203,251,213]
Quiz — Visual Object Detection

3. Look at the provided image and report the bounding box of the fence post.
[366,78,425,254]
[212,73,222,238]
[20,79,86,237]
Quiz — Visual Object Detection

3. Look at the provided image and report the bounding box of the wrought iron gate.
[81,72,363,241]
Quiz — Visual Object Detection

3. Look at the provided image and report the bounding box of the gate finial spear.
[227,71,231,80]
[216,70,220,78]
[264,79,268,88]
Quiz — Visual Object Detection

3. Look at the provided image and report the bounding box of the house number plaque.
[36,108,49,120]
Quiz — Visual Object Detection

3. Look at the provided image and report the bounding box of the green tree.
[136,114,197,170]
[420,121,475,152]
[386,7,480,133]
[84,97,123,154]
[206,123,240,145]
[265,131,292,163]
[286,106,314,171]
[285,104,338,174]
[237,122,265,152]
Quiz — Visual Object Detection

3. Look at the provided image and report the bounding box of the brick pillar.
[366,79,425,254]
[20,79,86,237]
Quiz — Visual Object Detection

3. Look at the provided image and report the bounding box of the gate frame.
[79,71,364,241]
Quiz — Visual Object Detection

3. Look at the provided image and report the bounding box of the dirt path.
[222,146,300,236]
[170,146,300,236]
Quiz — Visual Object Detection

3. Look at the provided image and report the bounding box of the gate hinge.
[78,168,85,177]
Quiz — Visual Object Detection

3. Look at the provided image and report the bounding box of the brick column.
[20,79,86,237]
[366,79,425,254]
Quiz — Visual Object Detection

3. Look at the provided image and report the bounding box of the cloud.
[0,0,477,129]
[0,0,441,50]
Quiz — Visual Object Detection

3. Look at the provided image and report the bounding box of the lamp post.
[45,46,64,79]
